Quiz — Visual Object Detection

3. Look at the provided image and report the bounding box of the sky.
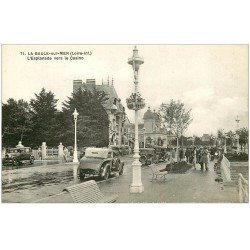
[2,44,248,136]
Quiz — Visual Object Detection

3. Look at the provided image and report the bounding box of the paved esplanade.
[2,157,239,203]
[98,159,239,203]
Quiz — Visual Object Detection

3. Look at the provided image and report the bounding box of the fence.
[221,155,231,182]
[32,148,59,160]
[238,173,249,202]
[47,148,58,156]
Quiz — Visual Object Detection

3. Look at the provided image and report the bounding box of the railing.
[238,173,249,203]
[47,148,58,156]
[221,155,231,182]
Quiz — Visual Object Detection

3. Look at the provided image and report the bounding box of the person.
[192,147,196,169]
[38,147,42,160]
[213,148,219,171]
[201,146,209,171]
[185,148,190,163]
[171,148,176,163]
[179,147,184,161]
[166,149,171,163]
[63,146,69,162]
[196,147,202,168]
[128,146,132,155]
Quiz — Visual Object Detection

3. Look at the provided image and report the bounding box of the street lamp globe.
[73,108,79,120]
[128,46,144,73]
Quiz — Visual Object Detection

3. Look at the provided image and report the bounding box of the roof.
[143,107,154,119]
[96,84,119,110]
[74,80,124,111]
[85,147,112,158]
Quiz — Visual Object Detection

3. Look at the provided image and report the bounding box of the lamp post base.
[130,184,144,193]
[73,150,78,163]
[130,159,144,193]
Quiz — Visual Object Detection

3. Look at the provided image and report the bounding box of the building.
[201,134,210,142]
[141,107,169,147]
[127,107,175,148]
[73,78,126,147]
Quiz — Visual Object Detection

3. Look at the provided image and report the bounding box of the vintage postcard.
[1,44,249,203]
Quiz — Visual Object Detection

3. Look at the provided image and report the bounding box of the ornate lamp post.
[126,46,145,193]
[73,108,79,163]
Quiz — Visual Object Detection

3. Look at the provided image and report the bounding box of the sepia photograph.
[1,44,249,203]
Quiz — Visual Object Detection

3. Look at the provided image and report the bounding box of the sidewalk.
[98,161,239,203]
[2,157,239,203]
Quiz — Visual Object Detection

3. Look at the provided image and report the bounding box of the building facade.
[127,107,176,148]
[141,107,168,147]
[73,78,126,147]
[201,134,210,142]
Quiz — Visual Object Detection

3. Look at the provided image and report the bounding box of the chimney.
[86,79,96,92]
[73,79,83,93]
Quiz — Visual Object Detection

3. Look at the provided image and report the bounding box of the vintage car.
[154,146,168,162]
[139,148,156,165]
[109,146,121,156]
[77,147,124,180]
[2,147,35,166]
[139,146,169,165]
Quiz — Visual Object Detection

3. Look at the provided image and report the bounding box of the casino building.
[127,107,176,148]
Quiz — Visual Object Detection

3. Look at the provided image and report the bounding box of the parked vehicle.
[79,147,87,159]
[2,147,35,166]
[110,146,121,156]
[120,145,130,155]
[77,147,124,180]
[139,148,156,165]
[154,146,168,162]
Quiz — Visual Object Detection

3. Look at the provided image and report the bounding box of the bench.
[35,180,118,203]
[149,164,168,181]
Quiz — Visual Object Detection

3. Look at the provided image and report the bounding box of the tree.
[217,129,225,146]
[236,127,248,151]
[160,99,192,160]
[59,89,109,148]
[194,136,203,146]
[28,88,59,147]
[225,130,235,146]
[209,134,216,146]
[2,98,31,147]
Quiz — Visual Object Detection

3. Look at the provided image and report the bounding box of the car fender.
[100,163,110,177]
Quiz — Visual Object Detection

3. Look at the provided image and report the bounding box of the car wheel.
[103,167,110,180]
[140,155,147,165]
[12,158,19,166]
[119,165,124,175]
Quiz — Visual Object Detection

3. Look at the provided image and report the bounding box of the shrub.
[165,161,193,173]
[225,152,248,162]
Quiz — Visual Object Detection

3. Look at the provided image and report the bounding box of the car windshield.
[9,148,30,153]
[84,148,112,159]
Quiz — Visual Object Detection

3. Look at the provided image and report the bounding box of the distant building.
[142,107,169,147]
[73,78,126,146]
[123,116,134,147]
[127,107,175,148]
[201,134,210,142]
